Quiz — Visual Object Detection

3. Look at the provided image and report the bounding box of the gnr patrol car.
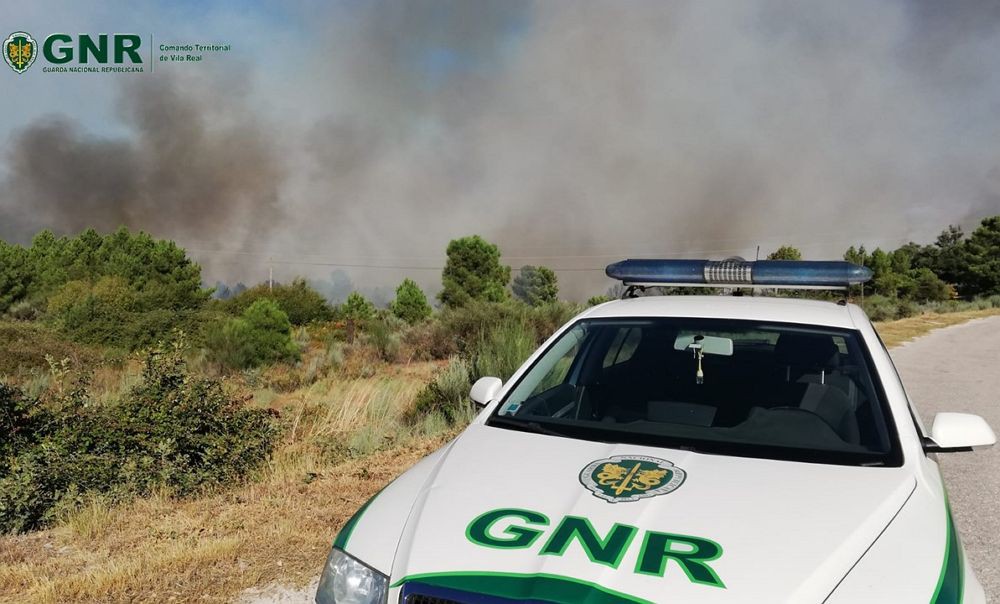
[316,259,996,604]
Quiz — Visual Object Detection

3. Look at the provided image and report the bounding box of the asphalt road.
[240,316,1000,603]
[889,316,1000,601]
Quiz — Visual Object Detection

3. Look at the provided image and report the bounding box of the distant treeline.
[2,217,1000,352]
[842,217,1000,300]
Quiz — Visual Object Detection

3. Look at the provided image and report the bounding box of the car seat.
[773,333,861,443]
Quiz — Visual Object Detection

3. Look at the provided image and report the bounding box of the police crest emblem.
[5,32,37,74]
[580,455,686,503]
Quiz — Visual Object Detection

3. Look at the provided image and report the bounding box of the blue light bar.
[605,259,872,289]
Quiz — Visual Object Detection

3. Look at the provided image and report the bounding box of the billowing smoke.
[3,1,1000,299]
[0,72,283,250]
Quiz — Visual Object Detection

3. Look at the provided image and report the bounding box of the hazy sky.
[2,1,999,299]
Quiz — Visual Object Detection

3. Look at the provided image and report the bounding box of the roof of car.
[581,295,861,330]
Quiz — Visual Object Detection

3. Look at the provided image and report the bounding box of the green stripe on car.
[333,486,387,551]
[391,571,653,604]
[931,496,964,604]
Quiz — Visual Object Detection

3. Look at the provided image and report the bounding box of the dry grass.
[0,437,453,603]
[874,307,1000,348]
[0,360,457,604]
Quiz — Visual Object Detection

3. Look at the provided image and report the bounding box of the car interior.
[503,320,893,454]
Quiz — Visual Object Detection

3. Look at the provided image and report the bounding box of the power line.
[181,231,922,275]
[175,228,920,264]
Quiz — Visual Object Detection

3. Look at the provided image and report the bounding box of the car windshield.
[488,318,901,466]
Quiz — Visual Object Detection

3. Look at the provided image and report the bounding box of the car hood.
[388,423,915,604]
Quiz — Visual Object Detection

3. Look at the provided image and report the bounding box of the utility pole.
[268,258,273,292]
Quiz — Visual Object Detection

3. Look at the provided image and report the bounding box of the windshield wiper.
[489,415,569,438]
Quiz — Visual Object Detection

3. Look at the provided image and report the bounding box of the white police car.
[317,259,996,604]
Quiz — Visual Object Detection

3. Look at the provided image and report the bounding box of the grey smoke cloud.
[0,72,283,250]
[2,1,1000,299]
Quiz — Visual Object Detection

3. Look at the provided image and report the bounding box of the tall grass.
[273,368,446,474]
[471,320,538,382]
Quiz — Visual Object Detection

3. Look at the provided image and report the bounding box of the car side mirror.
[470,377,502,407]
[925,412,996,453]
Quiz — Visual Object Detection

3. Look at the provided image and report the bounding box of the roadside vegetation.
[1,216,1000,602]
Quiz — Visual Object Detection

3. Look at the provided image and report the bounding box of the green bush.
[895,299,918,319]
[206,299,299,369]
[44,277,209,351]
[512,265,559,306]
[0,348,279,533]
[5,301,40,321]
[862,295,898,322]
[405,317,539,425]
[221,278,332,326]
[405,358,472,425]
[0,383,42,462]
[340,292,376,323]
[366,318,403,363]
[25,228,208,311]
[439,235,511,307]
[390,279,432,324]
[438,301,527,354]
[910,268,951,302]
[525,302,582,340]
[438,300,580,356]
[0,321,103,379]
[470,320,537,383]
[401,320,458,361]
[0,241,31,313]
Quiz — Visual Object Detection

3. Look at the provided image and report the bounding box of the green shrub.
[341,292,376,323]
[46,277,206,350]
[390,279,432,324]
[401,320,458,361]
[438,301,529,354]
[470,320,537,383]
[0,348,279,533]
[5,301,41,321]
[367,318,402,363]
[910,268,951,302]
[526,302,581,340]
[439,235,511,307]
[0,241,31,313]
[437,300,578,358]
[405,358,472,424]
[586,295,613,306]
[222,278,332,325]
[512,265,559,306]
[206,299,299,369]
[25,228,208,311]
[896,299,918,319]
[0,321,103,379]
[0,383,43,461]
[862,295,898,322]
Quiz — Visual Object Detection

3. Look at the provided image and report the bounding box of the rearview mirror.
[926,412,996,452]
[470,376,502,407]
[674,334,734,356]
